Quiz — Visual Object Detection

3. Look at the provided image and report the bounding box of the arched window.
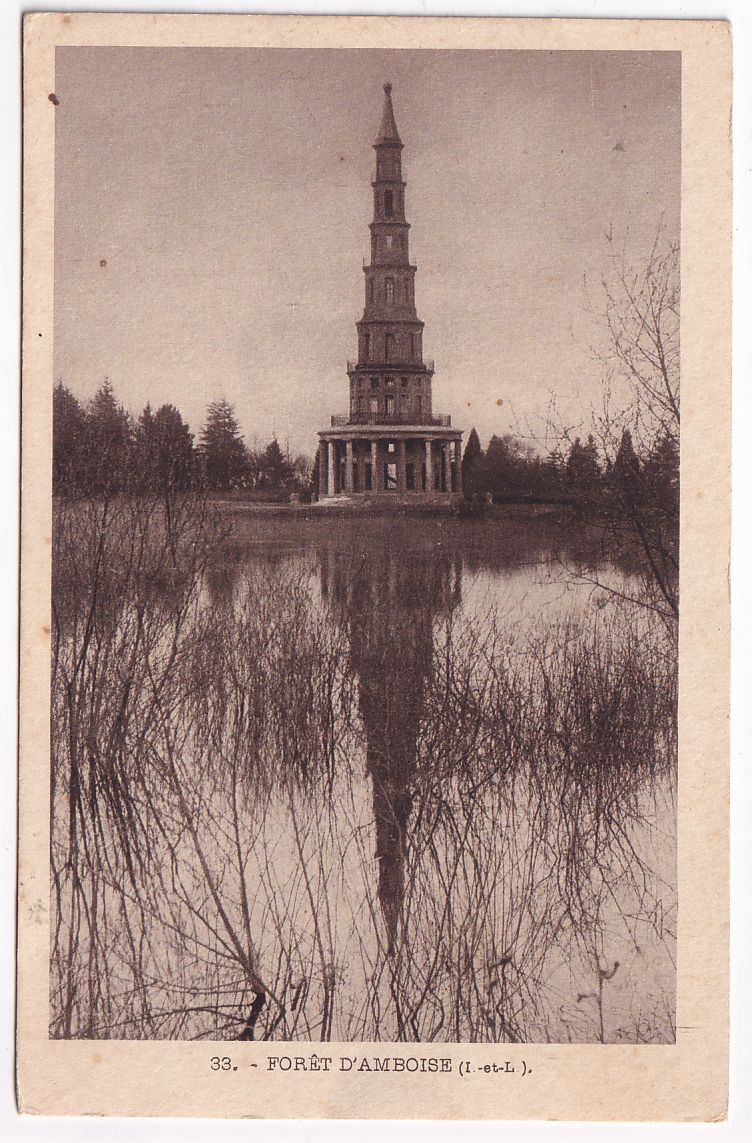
[385,278,395,305]
[384,190,394,217]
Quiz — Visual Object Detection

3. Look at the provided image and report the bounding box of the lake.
[50,502,677,1043]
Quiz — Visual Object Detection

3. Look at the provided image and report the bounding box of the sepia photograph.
[48,44,679,1046]
[18,12,732,1122]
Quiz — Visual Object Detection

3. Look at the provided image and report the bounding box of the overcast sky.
[54,47,680,456]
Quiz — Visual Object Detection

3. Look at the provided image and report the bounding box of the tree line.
[461,426,677,515]
[53,380,314,499]
[461,424,678,611]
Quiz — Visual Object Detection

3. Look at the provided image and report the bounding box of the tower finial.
[376,82,402,146]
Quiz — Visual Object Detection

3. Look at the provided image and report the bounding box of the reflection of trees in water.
[316,532,676,1042]
[50,503,676,1043]
[199,511,642,607]
[320,544,461,954]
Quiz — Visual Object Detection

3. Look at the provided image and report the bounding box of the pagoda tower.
[318,83,462,500]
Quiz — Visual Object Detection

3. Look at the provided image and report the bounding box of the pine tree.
[613,429,640,484]
[459,427,482,498]
[640,430,679,569]
[136,403,194,492]
[52,382,85,494]
[81,379,133,494]
[256,438,293,492]
[461,428,482,474]
[565,434,601,493]
[199,399,247,491]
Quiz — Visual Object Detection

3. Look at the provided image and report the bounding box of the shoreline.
[210,496,573,521]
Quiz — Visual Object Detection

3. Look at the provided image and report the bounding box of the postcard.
[19,13,731,1120]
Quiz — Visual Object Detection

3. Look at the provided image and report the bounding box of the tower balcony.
[331,411,452,428]
[347,358,434,373]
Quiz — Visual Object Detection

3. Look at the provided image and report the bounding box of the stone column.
[371,439,378,492]
[345,439,354,493]
[454,438,462,495]
[327,440,336,497]
[440,442,448,493]
[425,438,433,494]
[397,439,406,493]
[319,440,328,498]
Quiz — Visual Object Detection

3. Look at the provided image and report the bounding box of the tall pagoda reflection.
[320,538,462,954]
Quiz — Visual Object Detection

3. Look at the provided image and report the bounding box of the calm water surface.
[51,507,677,1043]
[202,513,677,1043]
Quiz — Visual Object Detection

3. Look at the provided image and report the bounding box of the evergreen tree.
[479,433,535,498]
[81,379,133,494]
[612,429,640,487]
[135,403,194,492]
[461,427,484,497]
[52,382,85,494]
[461,428,483,475]
[642,431,679,512]
[565,434,601,493]
[639,430,680,567]
[199,399,247,491]
[256,438,293,492]
[132,402,154,486]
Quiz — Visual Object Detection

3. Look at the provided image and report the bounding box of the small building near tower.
[318,83,463,501]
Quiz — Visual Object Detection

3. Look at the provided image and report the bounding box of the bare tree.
[551,231,680,624]
[598,231,679,453]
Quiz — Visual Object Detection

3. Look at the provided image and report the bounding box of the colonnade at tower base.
[318,428,463,500]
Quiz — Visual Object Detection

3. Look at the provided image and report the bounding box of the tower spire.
[358,80,422,373]
[375,82,402,147]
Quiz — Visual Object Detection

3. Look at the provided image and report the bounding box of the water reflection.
[321,543,462,954]
[51,505,677,1042]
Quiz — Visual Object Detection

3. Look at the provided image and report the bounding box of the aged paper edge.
[18,12,731,1121]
